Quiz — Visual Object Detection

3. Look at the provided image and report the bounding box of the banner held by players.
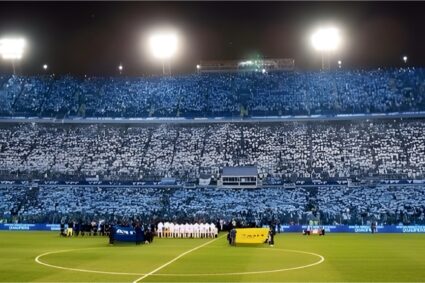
[235,228,270,244]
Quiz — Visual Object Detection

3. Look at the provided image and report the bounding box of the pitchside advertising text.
[2,224,425,233]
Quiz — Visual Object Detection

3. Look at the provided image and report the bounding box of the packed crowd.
[0,186,307,225]
[1,185,424,226]
[1,68,424,118]
[316,186,425,225]
[1,119,424,181]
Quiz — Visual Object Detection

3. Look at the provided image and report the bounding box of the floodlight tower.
[149,32,178,75]
[311,27,341,71]
[0,37,26,75]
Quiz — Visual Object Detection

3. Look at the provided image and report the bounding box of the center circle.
[35,247,324,277]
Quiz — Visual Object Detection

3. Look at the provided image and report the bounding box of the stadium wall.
[2,111,425,125]
[278,225,425,233]
[1,224,425,233]
[0,224,60,231]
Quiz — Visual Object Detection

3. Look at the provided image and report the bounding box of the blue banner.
[113,225,145,242]
[1,179,424,187]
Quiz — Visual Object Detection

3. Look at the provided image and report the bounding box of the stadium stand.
[1,68,425,229]
[0,120,424,181]
[0,68,424,118]
[1,185,424,226]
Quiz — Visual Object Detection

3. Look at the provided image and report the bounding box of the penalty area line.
[132,235,225,283]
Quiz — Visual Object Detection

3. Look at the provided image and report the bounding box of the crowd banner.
[1,179,425,187]
[235,228,269,244]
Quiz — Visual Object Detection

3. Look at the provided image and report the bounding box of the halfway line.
[132,235,225,283]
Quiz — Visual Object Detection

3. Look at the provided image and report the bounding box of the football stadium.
[1,1,425,282]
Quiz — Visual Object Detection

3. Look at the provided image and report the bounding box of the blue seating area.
[0,68,424,118]
[1,185,424,226]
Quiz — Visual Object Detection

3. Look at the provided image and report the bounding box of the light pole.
[311,27,341,71]
[118,64,123,75]
[0,37,26,75]
[149,31,178,75]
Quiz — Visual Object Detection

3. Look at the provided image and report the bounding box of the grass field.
[0,231,425,282]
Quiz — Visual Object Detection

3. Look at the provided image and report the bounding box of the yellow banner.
[235,228,270,244]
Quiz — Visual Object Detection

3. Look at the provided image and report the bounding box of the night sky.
[0,1,424,76]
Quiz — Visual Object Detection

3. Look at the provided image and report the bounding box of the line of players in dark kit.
[133,222,155,245]
[59,219,155,245]
[60,220,111,237]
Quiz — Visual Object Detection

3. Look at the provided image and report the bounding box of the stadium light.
[311,27,342,70]
[403,56,408,64]
[0,38,26,60]
[149,32,178,60]
[338,60,342,69]
[0,37,26,75]
[43,64,48,70]
[118,64,123,74]
[311,27,341,52]
[149,31,178,75]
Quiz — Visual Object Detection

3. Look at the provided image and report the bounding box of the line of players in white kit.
[156,222,218,238]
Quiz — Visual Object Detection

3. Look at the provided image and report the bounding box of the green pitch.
[1,231,424,282]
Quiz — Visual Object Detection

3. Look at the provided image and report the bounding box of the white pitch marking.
[132,235,224,283]
[151,248,325,276]
[34,244,325,278]
[35,249,144,276]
